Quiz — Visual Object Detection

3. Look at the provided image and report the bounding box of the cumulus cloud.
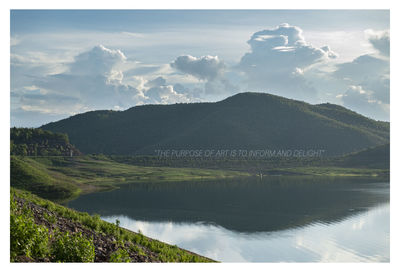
[341,86,389,121]
[11,45,207,127]
[10,25,391,126]
[143,76,192,104]
[170,55,225,81]
[69,45,126,76]
[365,29,390,57]
[334,54,388,82]
[238,23,337,101]
[330,29,389,121]
[146,76,167,88]
[145,85,190,104]
[169,54,240,100]
[334,54,389,106]
[11,45,148,126]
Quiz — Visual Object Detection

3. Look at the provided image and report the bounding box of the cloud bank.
[10,23,390,126]
[333,30,389,120]
[11,46,194,126]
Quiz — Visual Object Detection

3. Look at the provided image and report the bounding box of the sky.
[10,10,390,127]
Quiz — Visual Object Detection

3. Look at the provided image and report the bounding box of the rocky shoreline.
[14,196,213,262]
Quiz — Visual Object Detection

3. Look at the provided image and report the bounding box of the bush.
[43,212,57,224]
[51,231,95,262]
[10,199,49,261]
[109,248,131,263]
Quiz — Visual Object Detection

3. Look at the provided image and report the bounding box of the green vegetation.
[10,93,390,263]
[11,143,389,203]
[10,156,80,201]
[109,248,131,263]
[109,143,390,176]
[10,198,49,261]
[50,231,95,262]
[11,127,81,156]
[11,142,389,205]
[41,92,389,156]
[262,166,388,177]
[10,195,95,262]
[11,155,250,202]
[10,188,214,262]
[333,143,390,169]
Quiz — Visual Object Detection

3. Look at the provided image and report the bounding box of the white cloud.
[143,76,194,104]
[68,45,126,77]
[145,85,191,104]
[365,29,390,57]
[10,24,390,125]
[169,54,240,100]
[11,45,148,126]
[313,29,390,120]
[11,45,208,127]
[10,86,88,127]
[334,54,388,82]
[334,54,389,106]
[305,30,373,63]
[341,85,389,121]
[170,55,225,81]
[238,23,337,101]
[146,76,167,88]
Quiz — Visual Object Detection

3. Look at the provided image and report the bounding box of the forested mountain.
[10,128,81,156]
[41,92,389,156]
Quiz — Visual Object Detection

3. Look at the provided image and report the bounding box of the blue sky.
[10,10,390,127]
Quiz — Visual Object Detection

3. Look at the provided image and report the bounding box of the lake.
[67,176,390,262]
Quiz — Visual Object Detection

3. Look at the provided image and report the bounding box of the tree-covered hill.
[41,92,389,156]
[332,143,390,169]
[11,128,82,156]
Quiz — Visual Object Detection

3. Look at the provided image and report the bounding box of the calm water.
[67,176,390,262]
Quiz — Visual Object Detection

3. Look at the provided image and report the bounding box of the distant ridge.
[41,92,389,156]
[334,143,390,169]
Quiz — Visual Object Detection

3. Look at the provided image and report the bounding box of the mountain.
[41,92,389,156]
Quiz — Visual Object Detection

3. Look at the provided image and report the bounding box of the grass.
[11,188,214,262]
[10,156,81,201]
[11,154,388,203]
[12,155,251,202]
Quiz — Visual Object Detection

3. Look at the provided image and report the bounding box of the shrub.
[50,231,95,262]
[43,212,57,224]
[109,248,131,263]
[10,199,49,261]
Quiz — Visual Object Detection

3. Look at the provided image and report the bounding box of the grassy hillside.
[41,92,389,156]
[10,156,80,201]
[108,155,389,177]
[11,151,388,204]
[11,188,214,262]
[11,155,251,202]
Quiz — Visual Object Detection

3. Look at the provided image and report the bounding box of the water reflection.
[67,176,389,262]
[68,176,389,233]
[101,204,389,262]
